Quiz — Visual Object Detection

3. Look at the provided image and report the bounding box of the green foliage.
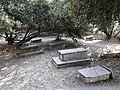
[87,0,120,38]
[70,0,120,39]
[0,0,89,38]
[48,0,87,39]
[1,0,120,44]
[0,0,120,47]
[0,0,50,30]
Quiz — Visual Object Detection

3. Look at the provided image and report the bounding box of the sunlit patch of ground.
[77,38,120,55]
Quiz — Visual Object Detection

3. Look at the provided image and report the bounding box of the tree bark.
[55,34,61,41]
[4,32,15,45]
[101,24,111,39]
[103,30,111,39]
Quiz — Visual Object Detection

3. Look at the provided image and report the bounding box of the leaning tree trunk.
[16,28,38,47]
[103,30,111,39]
[16,34,37,47]
[101,25,111,39]
[55,34,61,41]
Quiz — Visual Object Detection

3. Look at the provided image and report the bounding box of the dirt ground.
[0,36,120,90]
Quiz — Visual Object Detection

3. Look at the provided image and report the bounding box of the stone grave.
[16,43,47,57]
[83,35,95,41]
[78,65,112,83]
[58,48,88,60]
[52,47,91,68]
[31,37,42,43]
[48,41,65,49]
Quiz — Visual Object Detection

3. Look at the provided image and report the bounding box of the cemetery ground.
[0,36,120,90]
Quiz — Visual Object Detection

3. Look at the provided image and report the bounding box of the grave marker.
[78,65,112,83]
[58,48,88,61]
[31,37,42,43]
[52,47,91,68]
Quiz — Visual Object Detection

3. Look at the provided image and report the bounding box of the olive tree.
[70,0,120,39]
[0,0,51,46]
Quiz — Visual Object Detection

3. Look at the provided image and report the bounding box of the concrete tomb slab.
[52,57,91,68]
[18,50,44,57]
[58,48,88,61]
[78,65,112,83]
[31,37,42,43]
[58,48,87,54]
[48,41,65,49]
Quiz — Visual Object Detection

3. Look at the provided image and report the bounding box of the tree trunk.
[16,33,38,47]
[103,30,111,39]
[101,25,111,39]
[7,38,14,45]
[55,34,61,41]
[15,27,38,47]
[4,32,15,45]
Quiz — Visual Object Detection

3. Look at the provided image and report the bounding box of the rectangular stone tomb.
[31,37,42,43]
[83,35,94,41]
[18,50,44,57]
[52,57,91,68]
[78,66,111,83]
[58,48,88,61]
[48,41,65,49]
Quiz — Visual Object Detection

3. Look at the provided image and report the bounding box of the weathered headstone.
[78,65,112,83]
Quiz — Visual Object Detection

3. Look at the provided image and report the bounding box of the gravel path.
[0,37,119,90]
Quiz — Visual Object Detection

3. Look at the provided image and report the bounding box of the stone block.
[17,50,44,57]
[83,35,94,41]
[52,57,91,68]
[78,66,111,83]
[58,48,88,61]
[48,41,65,49]
[31,37,42,43]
